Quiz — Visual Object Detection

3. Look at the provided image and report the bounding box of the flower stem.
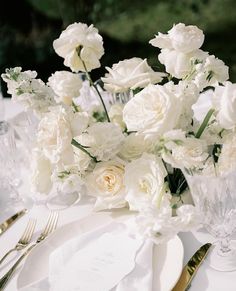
[71,138,98,163]
[81,60,110,122]
[195,108,215,138]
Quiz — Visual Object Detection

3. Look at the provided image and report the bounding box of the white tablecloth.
[1,99,236,291]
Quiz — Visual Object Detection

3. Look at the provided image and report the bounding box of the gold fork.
[0,219,36,265]
[0,211,59,290]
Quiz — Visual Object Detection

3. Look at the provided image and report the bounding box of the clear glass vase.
[184,170,236,271]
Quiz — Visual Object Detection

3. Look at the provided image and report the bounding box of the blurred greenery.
[1,0,236,95]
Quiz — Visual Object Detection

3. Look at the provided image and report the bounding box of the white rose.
[31,149,52,194]
[162,130,208,169]
[123,84,181,137]
[150,23,204,53]
[48,71,82,105]
[108,103,126,130]
[212,82,236,129]
[37,106,74,164]
[124,153,167,211]
[53,23,104,72]
[75,122,124,161]
[119,133,152,161]
[85,160,127,211]
[101,58,165,93]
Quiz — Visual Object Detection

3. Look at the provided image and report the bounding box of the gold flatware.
[172,243,212,291]
[0,211,59,290]
[0,218,36,265]
[0,209,27,236]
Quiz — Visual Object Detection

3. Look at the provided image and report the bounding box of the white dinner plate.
[18,211,184,291]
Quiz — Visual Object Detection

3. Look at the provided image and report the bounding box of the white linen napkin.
[49,221,146,291]
[19,221,155,291]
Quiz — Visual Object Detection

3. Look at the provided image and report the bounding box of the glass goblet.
[184,170,236,271]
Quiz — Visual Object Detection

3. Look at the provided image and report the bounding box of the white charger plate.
[18,211,184,291]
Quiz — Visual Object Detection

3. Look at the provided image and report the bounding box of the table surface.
[1,99,236,291]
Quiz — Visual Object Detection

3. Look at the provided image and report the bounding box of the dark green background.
[1,0,236,96]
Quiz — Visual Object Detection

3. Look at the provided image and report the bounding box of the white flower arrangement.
[2,22,235,244]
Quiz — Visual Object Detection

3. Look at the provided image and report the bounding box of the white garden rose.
[124,153,167,211]
[75,122,124,161]
[48,71,82,105]
[150,23,204,53]
[101,58,165,93]
[31,149,52,194]
[162,130,208,169]
[119,133,152,161]
[53,22,104,72]
[212,82,236,129]
[123,84,181,136]
[37,106,74,164]
[85,160,127,211]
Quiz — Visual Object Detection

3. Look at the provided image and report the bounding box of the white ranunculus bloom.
[75,122,125,161]
[85,160,127,211]
[123,84,181,137]
[53,22,104,72]
[48,71,82,105]
[108,103,126,130]
[150,23,204,53]
[37,106,74,164]
[101,58,165,93]
[212,82,236,129]
[119,133,153,161]
[162,130,208,169]
[124,153,167,211]
[31,149,52,194]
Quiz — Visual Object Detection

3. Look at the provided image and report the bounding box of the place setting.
[1,18,236,291]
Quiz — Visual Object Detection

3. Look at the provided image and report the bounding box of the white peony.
[161,130,208,169]
[31,149,53,194]
[101,58,165,93]
[75,122,124,161]
[85,159,127,211]
[119,133,153,161]
[211,82,236,129]
[37,106,74,164]
[123,84,181,137]
[124,153,167,211]
[150,23,204,53]
[48,71,82,105]
[53,22,104,72]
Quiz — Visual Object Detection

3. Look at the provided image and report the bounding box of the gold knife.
[172,243,212,291]
[0,209,27,236]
